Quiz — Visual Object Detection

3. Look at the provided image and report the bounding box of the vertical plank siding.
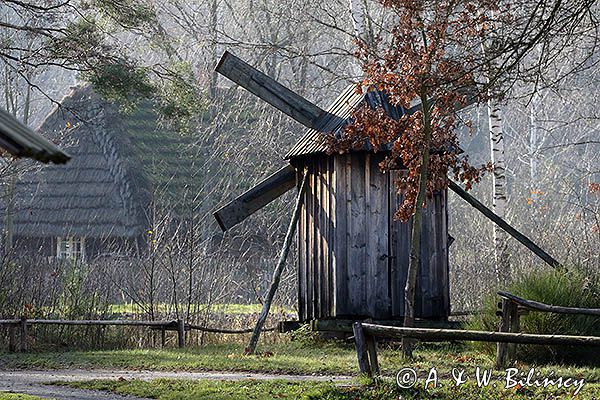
[297,153,449,322]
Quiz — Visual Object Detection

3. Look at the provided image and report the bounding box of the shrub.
[468,267,600,365]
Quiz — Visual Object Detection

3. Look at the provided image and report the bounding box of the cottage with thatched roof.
[10,85,197,260]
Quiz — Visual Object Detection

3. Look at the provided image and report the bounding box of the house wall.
[13,236,140,260]
[295,152,449,322]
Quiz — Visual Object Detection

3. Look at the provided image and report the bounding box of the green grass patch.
[55,377,600,400]
[106,303,295,315]
[2,341,599,384]
[469,267,600,365]
[0,393,46,400]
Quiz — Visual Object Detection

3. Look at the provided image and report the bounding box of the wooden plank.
[348,154,367,316]
[353,322,372,376]
[327,157,335,316]
[314,161,321,319]
[448,180,562,269]
[298,170,307,322]
[362,323,600,346]
[213,164,296,231]
[215,51,327,130]
[306,163,314,321]
[333,155,348,317]
[390,172,410,318]
[320,159,330,318]
[499,291,600,316]
[367,155,389,319]
[312,318,463,333]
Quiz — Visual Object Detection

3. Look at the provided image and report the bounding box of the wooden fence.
[0,318,275,352]
[353,291,600,377]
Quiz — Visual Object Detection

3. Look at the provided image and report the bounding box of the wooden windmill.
[212,52,561,332]
[213,52,451,324]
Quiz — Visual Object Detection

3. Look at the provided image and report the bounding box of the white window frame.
[56,236,85,261]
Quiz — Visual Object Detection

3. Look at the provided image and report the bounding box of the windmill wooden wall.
[295,152,449,322]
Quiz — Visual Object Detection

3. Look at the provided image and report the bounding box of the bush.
[468,267,600,365]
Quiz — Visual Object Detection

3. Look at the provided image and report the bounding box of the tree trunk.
[488,99,509,285]
[208,0,219,99]
[402,94,432,358]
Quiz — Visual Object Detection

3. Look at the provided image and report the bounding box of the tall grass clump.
[468,266,600,365]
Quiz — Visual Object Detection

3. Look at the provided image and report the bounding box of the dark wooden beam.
[213,164,296,231]
[361,322,600,346]
[215,51,327,130]
[498,291,600,316]
[0,107,70,164]
[448,180,563,270]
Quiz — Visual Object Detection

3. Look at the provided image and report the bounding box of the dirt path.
[0,369,354,399]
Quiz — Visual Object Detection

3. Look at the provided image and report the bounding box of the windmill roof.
[284,85,409,159]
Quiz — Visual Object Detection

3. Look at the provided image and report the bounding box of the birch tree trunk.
[488,99,510,285]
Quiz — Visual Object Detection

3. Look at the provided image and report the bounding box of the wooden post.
[496,299,511,368]
[365,334,379,376]
[353,322,372,376]
[246,173,308,355]
[506,302,520,364]
[8,325,16,352]
[19,317,27,352]
[177,319,185,348]
[161,326,166,348]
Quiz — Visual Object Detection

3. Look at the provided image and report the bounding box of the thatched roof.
[12,85,196,239]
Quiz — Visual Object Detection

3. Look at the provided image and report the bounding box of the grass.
[2,341,599,384]
[55,377,600,399]
[106,303,295,315]
[469,267,600,365]
[0,394,45,400]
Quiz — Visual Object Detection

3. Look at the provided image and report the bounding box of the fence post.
[177,319,185,348]
[161,326,166,348]
[8,324,16,352]
[353,322,372,377]
[19,317,28,352]
[365,334,379,376]
[506,302,520,363]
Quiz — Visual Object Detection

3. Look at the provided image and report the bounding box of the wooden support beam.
[448,180,563,270]
[365,334,379,376]
[353,322,372,376]
[246,173,308,354]
[499,291,600,316]
[213,164,296,231]
[361,323,600,346]
[216,52,329,130]
[311,318,462,333]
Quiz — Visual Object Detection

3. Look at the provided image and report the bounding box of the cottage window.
[56,237,85,260]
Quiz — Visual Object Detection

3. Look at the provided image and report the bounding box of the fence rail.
[0,317,275,352]
[352,291,600,377]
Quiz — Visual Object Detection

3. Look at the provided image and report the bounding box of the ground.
[1,342,599,399]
